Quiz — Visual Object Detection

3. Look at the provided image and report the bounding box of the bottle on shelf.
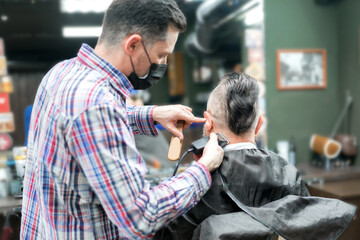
[289,136,296,166]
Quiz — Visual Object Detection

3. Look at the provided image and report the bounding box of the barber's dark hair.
[99,0,187,47]
[221,72,259,135]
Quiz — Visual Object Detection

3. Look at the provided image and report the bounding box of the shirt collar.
[77,43,133,98]
[224,142,257,152]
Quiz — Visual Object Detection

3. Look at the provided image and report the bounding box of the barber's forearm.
[132,162,212,237]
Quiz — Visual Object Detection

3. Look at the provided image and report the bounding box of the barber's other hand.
[153,105,205,140]
[198,133,224,172]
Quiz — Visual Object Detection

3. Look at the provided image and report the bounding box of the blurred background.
[0,0,359,239]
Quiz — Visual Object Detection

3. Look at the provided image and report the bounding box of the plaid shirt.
[21,44,211,240]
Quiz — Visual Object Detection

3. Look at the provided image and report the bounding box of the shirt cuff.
[195,162,212,183]
[149,106,157,130]
[181,162,212,197]
[134,105,158,136]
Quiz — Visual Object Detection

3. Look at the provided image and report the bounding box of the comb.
[168,120,185,161]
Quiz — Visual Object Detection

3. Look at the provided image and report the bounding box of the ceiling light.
[62,26,102,38]
[1,14,7,22]
[244,6,263,26]
[60,0,112,13]
[0,2,7,22]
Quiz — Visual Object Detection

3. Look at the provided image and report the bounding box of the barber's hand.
[153,105,205,140]
[198,133,224,172]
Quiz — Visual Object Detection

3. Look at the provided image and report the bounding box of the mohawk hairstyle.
[209,72,259,135]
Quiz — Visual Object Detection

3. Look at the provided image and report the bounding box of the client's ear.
[203,111,214,135]
[255,115,263,136]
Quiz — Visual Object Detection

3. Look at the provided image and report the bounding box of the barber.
[20,0,224,239]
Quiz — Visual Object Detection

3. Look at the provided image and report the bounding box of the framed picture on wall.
[276,49,327,90]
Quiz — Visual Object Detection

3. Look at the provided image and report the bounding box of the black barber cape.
[154,144,356,240]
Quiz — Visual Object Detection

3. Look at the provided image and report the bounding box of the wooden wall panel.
[9,72,44,146]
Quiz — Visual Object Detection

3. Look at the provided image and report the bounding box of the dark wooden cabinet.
[298,164,360,240]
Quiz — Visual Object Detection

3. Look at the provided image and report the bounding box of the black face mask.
[128,41,168,90]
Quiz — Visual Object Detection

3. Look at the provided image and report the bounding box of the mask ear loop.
[128,39,150,72]
[129,56,136,70]
[141,40,153,65]
[128,40,152,77]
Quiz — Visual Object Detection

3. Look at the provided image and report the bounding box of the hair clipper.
[190,133,229,155]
